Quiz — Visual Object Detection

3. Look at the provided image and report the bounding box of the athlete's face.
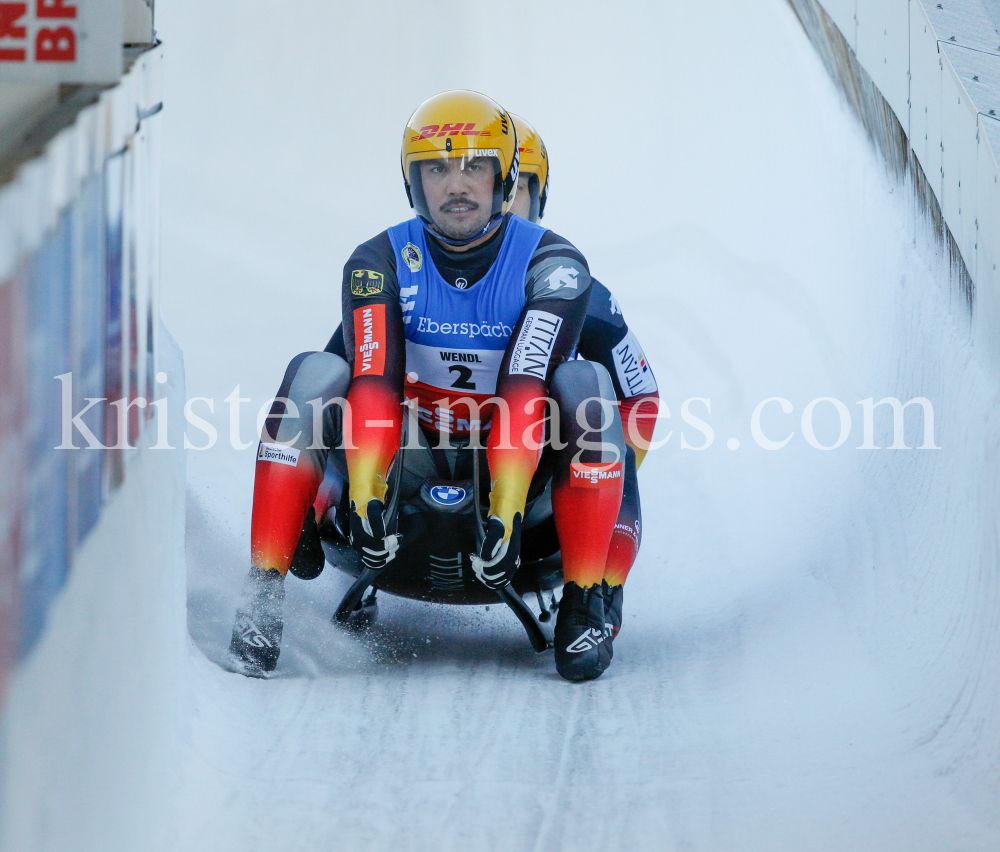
[419,156,496,241]
[510,173,532,220]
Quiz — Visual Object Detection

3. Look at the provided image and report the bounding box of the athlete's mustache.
[440,197,480,213]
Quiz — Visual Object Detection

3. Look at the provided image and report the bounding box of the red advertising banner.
[0,0,123,83]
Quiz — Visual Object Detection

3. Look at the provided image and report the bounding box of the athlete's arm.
[324,323,346,359]
[577,279,660,467]
[486,232,592,534]
[341,233,406,520]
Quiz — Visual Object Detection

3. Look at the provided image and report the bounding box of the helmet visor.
[407,151,506,242]
[511,171,542,223]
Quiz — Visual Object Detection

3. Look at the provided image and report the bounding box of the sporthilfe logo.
[257,442,300,467]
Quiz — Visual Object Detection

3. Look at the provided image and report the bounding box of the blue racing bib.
[386,217,545,430]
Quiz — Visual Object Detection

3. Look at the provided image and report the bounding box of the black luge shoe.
[555,582,611,682]
[601,580,624,661]
[228,566,285,677]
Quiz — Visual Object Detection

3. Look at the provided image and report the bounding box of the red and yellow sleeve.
[620,391,660,468]
[485,279,591,537]
[486,374,547,535]
[345,301,404,518]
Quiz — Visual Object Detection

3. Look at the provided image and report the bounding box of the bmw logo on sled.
[430,485,466,506]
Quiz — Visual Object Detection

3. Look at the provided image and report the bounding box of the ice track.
[161,0,1000,848]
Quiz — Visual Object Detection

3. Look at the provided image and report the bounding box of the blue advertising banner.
[103,152,125,490]
[20,213,73,658]
[0,270,25,700]
[0,45,162,687]
[72,172,107,544]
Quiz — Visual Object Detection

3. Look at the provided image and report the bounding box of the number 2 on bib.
[449,365,476,390]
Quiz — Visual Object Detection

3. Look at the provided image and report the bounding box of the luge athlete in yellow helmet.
[507,115,550,224]
[506,113,661,657]
[229,90,634,682]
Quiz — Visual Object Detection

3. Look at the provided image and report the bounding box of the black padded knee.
[550,360,626,466]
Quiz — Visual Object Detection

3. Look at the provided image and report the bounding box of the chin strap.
[422,213,504,248]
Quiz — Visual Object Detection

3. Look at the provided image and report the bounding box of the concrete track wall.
[791,0,1000,369]
[0,44,188,852]
[0,328,187,852]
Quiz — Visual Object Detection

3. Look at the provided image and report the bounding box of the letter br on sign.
[0,0,124,83]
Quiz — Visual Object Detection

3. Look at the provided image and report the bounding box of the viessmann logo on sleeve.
[353,303,387,377]
[570,461,624,488]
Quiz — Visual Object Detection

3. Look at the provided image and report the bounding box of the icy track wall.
[790,0,1000,822]
[0,46,188,851]
[790,0,1000,363]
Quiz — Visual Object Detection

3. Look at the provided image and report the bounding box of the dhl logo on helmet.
[411,123,492,141]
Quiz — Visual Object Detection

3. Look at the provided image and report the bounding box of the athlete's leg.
[601,444,640,643]
[550,360,626,588]
[604,447,642,586]
[548,360,626,681]
[229,351,351,675]
[250,352,351,575]
[602,445,640,586]
[521,437,639,647]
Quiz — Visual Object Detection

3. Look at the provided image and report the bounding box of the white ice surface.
[159,0,1000,849]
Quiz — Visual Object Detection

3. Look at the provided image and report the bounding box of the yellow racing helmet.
[401,90,519,243]
[509,114,549,222]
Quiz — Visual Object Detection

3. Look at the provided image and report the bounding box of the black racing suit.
[317,229,658,592]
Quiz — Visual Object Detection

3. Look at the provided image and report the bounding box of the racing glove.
[470,513,522,590]
[349,498,400,572]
